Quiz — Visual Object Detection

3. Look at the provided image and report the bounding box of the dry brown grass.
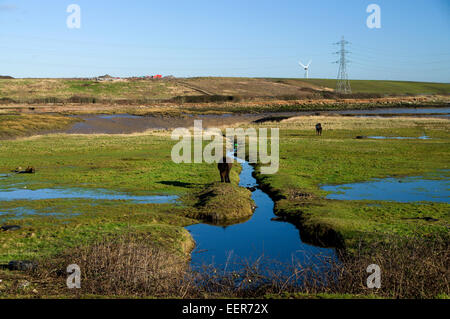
[180,77,320,97]
[5,233,447,299]
[266,115,450,130]
[0,114,79,138]
[32,234,190,297]
[324,236,449,298]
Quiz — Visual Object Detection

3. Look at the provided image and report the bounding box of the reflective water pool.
[322,176,449,203]
[366,135,431,140]
[0,208,80,221]
[0,187,178,204]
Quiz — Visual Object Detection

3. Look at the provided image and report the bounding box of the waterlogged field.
[0,134,204,263]
[251,116,450,249]
[0,115,449,298]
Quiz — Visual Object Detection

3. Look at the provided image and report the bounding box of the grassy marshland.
[0,115,448,298]
[0,133,252,263]
[251,116,450,250]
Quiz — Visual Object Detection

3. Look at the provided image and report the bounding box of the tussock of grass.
[187,183,253,224]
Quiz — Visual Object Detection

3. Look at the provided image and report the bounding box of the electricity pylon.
[334,36,351,94]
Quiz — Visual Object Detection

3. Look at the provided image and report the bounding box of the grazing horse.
[218,157,233,183]
[315,123,322,136]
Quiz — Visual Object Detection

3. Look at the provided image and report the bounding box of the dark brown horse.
[315,123,322,136]
[218,157,233,183]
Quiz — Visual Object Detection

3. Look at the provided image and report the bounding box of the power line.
[350,43,450,58]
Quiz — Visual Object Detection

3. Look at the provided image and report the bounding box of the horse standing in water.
[315,123,322,136]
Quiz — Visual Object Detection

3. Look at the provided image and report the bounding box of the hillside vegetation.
[275,78,450,95]
[0,77,448,105]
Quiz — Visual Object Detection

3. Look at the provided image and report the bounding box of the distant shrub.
[30,97,63,104]
[68,95,97,104]
[171,95,240,103]
[0,97,16,104]
[320,92,383,99]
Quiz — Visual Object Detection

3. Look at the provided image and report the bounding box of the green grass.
[251,116,450,249]
[0,199,194,262]
[1,116,449,261]
[64,80,172,99]
[0,115,449,299]
[0,134,223,194]
[0,133,244,263]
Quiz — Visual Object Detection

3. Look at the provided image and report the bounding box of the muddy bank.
[65,113,263,134]
[55,106,450,135]
[1,105,448,138]
[252,165,346,249]
[0,94,448,117]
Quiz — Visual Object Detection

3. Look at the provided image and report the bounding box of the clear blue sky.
[1,0,449,82]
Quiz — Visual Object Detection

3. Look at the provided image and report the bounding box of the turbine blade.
[299,61,306,68]
[307,60,312,67]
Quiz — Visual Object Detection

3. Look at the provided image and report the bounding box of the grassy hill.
[0,77,448,105]
[0,78,198,103]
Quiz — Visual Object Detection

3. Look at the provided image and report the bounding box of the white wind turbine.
[299,60,312,78]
